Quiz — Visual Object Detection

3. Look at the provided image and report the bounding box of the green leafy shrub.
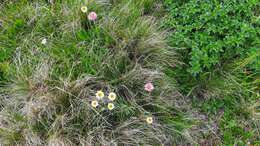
[164,0,259,75]
[163,0,260,145]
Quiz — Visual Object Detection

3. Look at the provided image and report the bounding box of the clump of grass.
[99,0,178,68]
[0,0,194,145]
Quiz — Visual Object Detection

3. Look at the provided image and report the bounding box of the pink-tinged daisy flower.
[144,82,154,92]
[88,12,97,21]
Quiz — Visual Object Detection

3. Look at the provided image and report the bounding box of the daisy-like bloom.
[107,103,115,110]
[146,116,153,124]
[81,6,88,13]
[95,90,104,100]
[41,38,47,45]
[108,92,116,101]
[144,82,154,92]
[91,100,99,108]
[88,12,97,21]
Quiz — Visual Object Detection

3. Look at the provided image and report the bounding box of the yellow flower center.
[108,92,116,101]
[146,117,153,124]
[96,90,104,99]
[81,6,88,13]
[107,103,115,110]
[91,100,98,108]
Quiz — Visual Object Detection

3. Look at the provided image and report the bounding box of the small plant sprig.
[80,6,98,21]
[80,5,98,30]
[144,82,155,125]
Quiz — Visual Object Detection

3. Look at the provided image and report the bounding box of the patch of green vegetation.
[194,94,256,145]
[164,0,259,75]
[163,0,260,145]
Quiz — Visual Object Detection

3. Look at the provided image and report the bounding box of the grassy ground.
[0,0,259,145]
